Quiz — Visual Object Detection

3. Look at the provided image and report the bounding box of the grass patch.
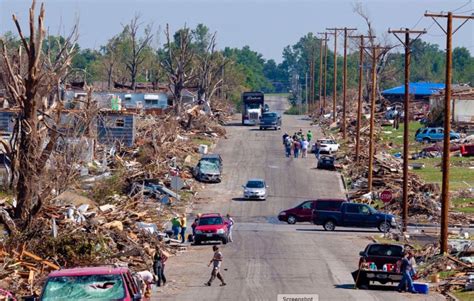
[410,157,474,191]
[284,105,306,115]
[379,122,423,154]
[453,290,474,301]
[192,137,213,147]
[452,197,474,213]
[438,270,458,279]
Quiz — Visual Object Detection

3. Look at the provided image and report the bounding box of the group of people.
[282,129,313,158]
[397,250,418,294]
[171,214,187,243]
[136,246,168,298]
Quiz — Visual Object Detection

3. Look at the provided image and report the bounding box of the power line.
[453,0,472,12]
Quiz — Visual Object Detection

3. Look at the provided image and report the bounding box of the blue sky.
[1,0,473,62]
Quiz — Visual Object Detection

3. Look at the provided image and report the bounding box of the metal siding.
[97,114,136,147]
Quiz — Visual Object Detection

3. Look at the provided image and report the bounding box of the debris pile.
[0,100,232,298]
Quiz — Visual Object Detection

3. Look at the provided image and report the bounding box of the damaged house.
[97,111,136,147]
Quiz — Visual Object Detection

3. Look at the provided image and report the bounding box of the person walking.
[306,130,313,143]
[301,138,309,158]
[397,251,417,293]
[180,214,187,243]
[171,215,181,239]
[282,132,289,145]
[293,139,300,158]
[226,214,235,242]
[153,247,168,287]
[284,136,292,158]
[205,246,226,286]
[314,141,320,161]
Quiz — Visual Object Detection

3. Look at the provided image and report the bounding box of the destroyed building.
[382,82,445,103]
[97,111,136,147]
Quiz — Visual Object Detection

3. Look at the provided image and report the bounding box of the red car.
[278,199,346,224]
[194,213,230,245]
[26,266,142,301]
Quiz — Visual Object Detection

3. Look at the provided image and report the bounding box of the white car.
[242,179,268,200]
[313,139,339,154]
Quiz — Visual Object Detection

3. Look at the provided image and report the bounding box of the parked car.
[193,154,223,183]
[352,243,404,288]
[415,127,460,143]
[312,138,339,154]
[278,199,346,224]
[317,155,336,171]
[193,213,230,245]
[242,178,267,200]
[259,112,281,130]
[25,266,142,301]
[312,202,396,232]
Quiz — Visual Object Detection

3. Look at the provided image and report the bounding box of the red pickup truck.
[25,266,142,301]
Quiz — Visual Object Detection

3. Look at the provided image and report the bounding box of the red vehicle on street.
[26,266,142,301]
[278,199,346,224]
[194,213,230,245]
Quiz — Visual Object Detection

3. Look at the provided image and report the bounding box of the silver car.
[242,179,268,200]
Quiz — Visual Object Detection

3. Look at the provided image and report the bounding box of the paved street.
[157,95,444,301]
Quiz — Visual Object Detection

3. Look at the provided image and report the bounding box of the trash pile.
[415,238,474,295]
[0,100,233,298]
[313,98,472,225]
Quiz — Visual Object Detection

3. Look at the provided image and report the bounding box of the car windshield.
[262,113,277,119]
[198,217,223,226]
[202,158,221,165]
[367,245,403,257]
[199,161,220,174]
[42,274,125,300]
[246,180,264,188]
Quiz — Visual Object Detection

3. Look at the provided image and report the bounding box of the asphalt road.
[156,95,444,301]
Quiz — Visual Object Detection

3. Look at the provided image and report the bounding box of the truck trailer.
[242,92,264,125]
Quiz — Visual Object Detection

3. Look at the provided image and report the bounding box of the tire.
[194,239,201,245]
[356,277,370,289]
[222,237,228,245]
[323,220,336,231]
[287,215,297,224]
[423,138,431,144]
[378,221,391,233]
[260,127,263,130]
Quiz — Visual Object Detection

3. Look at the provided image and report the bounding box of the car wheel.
[222,237,228,245]
[287,215,297,224]
[378,221,391,233]
[260,127,263,130]
[423,138,431,144]
[194,239,201,245]
[323,220,336,231]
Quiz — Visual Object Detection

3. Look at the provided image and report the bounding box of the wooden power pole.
[326,28,342,122]
[341,27,357,139]
[388,28,426,233]
[349,34,375,164]
[362,45,391,193]
[424,11,474,254]
[318,32,333,114]
[317,33,329,114]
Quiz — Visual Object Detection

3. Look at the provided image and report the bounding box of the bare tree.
[123,14,153,91]
[196,33,227,109]
[161,24,195,115]
[0,0,77,227]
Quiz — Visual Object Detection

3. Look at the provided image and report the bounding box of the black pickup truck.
[352,243,404,288]
[312,202,397,232]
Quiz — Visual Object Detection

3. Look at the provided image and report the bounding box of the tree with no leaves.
[0,0,77,227]
[122,14,153,91]
[161,24,196,115]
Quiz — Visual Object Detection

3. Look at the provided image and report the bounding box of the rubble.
[0,98,233,298]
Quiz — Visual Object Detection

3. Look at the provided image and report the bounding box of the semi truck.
[242,92,264,125]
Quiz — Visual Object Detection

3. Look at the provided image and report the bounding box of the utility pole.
[305,72,308,114]
[388,28,426,233]
[424,11,474,255]
[318,32,332,114]
[341,27,357,139]
[362,45,392,193]
[310,44,316,112]
[349,34,375,164]
[326,28,343,122]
